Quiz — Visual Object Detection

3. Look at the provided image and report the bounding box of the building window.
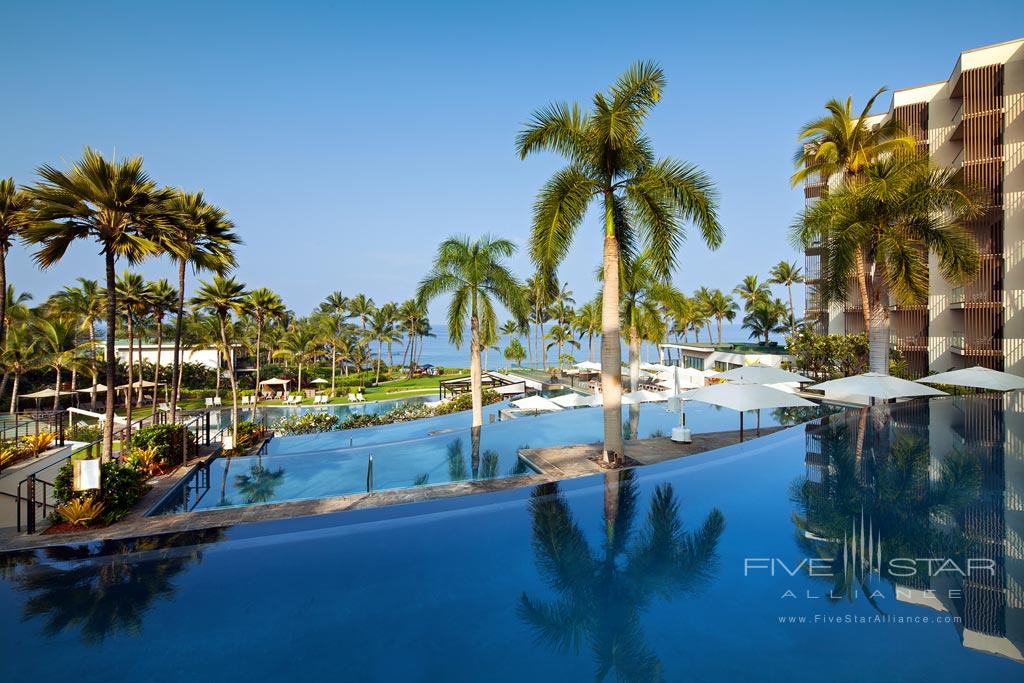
[714,361,740,372]
[683,355,705,371]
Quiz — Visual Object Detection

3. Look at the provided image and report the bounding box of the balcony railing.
[951,333,1001,352]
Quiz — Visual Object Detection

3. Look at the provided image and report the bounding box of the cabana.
[258,377,291,398]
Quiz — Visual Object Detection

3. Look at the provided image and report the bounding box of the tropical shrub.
[52,460,150,524]
[272,413,340,435]
[235,421,263,450]
[434,390,501,416]
[56,497,105,527]
[69,423,102,443]
[19,432,57,457]
[122,446,162,476]
[127,424,195,468]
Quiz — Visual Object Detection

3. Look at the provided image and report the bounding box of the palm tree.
[520,472,725,679]
[742,298,788,345]
[0,178,34,348]
[701,288,738,344]
[544,324,580,369]
[666,292,697,345]
[417,235,528,428]
[504,337,527,368]
[273,322,319,395]
[48,279,104,407]
[570,301,599,363]
[2,325,43,413]
[768,260,804,334]
[367,307,401,384]
[191,276,247,445]
[347,294,375,332]
[791,89,916,331]
[733,275,770,312]
[234,464,286,504]
[115,271,151,430]
[23,148,171,460]
[145,279,177,411]
[244,287,286,401]
[525,271,557,369]
[34,319,80,410]
[318,291,349,394]
[795,155,984,373]
[397,299,428,378]
[518,62,721,464]
[161,190,239,422]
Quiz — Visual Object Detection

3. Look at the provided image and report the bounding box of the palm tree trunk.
[215,350,222,394]
[152,317,162,414]
[330,345,337,398]
[588,333,594,363]
[469,314,483,428]
[219,313,239,444]
[254,321,263,404]
[9,373,19,414]
[628,326,640,392]
[601,221,624,464]
[786,283,796,334]
[125,316,134,438]
[0,249,7,348]
[102,249,117,461]
[855,248,871,333]
[375,339,383,384]
[52,365,61,411]
[170,259,186,423]
[136,332,144,407]
[867,261,890,374]
[717,317,723,345]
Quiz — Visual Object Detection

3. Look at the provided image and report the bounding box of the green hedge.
[127,424,196,467]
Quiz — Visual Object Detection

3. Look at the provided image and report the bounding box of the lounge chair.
[205,397,214,408]
[158,402,170,412]
[213,396,223,406]
[355,392,365,402]
[347,393,356,402]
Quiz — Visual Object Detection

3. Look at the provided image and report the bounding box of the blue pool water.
[1,395,1021,681]
[156,400,830,513]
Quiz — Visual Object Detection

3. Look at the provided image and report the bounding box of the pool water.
[154,400,831,513]
[1,395,1020,681]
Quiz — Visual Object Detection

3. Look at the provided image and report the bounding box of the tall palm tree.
[742,298,788,345]
[367,306,402,384]
[318,291,349,394]
[768,260,804,334]
[34,318,80,410]
[398,299,428,378]
[572,300,600,362]
[48,279,104,406]
[115,272,150,430]
[666,293,697,345]
[701,288,738,344]
[347,294,375,332]
[244,287,286,401]
[161,190,239,422]
[23,148,171,460]
[525,270,557,369]
[417,235,528,428]
[273,322,319,395]
[2,325,43,413]
[146,279,177,410]
[794,156,984,373]
[551,281,575,324]
[791,88,916,331]
[732,275,770,312]
[191,276,248,445]
[518,62,721,464]
[544,324,580,368]
[0,178,34,348]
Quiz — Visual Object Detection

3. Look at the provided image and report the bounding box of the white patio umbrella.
[916,366,1024,392]
[310,378,329,385]
[713,365,812,385]
[657,366,705,389]
[18,388,76,410]
[574,361,602,372]
[621,389,669,404]
[808,372,946,402]
[511,395,564,412]
[75,383,108,393]
[551,392,597,408]
[682,381,816,440]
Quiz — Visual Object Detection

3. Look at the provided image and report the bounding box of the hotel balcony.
[892,335,929,352]
[951,332,1002,357]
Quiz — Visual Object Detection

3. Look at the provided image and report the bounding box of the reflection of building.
[803,37,1024,376]
[801,396,1023,661]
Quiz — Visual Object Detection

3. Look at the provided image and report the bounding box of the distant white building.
[658,343,791,373]
[111,342,238,371]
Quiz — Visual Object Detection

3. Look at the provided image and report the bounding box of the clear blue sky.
[3,0,1021,322]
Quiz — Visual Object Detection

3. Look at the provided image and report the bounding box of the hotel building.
[804,38,1024,376]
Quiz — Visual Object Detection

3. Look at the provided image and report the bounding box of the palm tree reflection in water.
[6,530,223,644]
[519,471,725,680]
[234,463,286,504]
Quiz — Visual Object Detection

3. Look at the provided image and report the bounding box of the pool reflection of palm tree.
[7,530,223,644]
[234,463,286,504]
[792,425,980,604]
[520,471,725,680]
[445,434,502,481]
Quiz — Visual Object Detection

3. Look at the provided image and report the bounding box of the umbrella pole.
[739,412,744,442]
[757,409,761,436]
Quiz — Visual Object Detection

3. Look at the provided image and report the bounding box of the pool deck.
[0,426,785,551]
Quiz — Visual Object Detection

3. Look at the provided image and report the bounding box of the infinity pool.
[153,400,830,513]
[2,395,1020,681]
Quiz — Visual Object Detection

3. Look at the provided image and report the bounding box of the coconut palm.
[545,324,580,369]
[518,61,721,464]
[161,190,239,422]
[244,287,286,400]
[234,464,286,505]
[700,288,738,344]
[0,178,34,347]
[504,338,527,368]
[791,89,916,331]
[273,322,319,394]
[666,293,698,345]
[742,298,788,345]
[114,272,151,430]
[317,291,349,394]
[2,325,43,413]
[733,275,770,312]
[48,279,104,406]
[191,276,248,444]
[23,149,171,459]
[571,301,600,363]
[794,155,984,373]
[417,235,528,428]
[144,279,177,411]
[347,294,375,332]
[367,307,401,384]
[519,473,725,680]
[525,270,557,369]
[768,260,804,334]
[34,318,81,410]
